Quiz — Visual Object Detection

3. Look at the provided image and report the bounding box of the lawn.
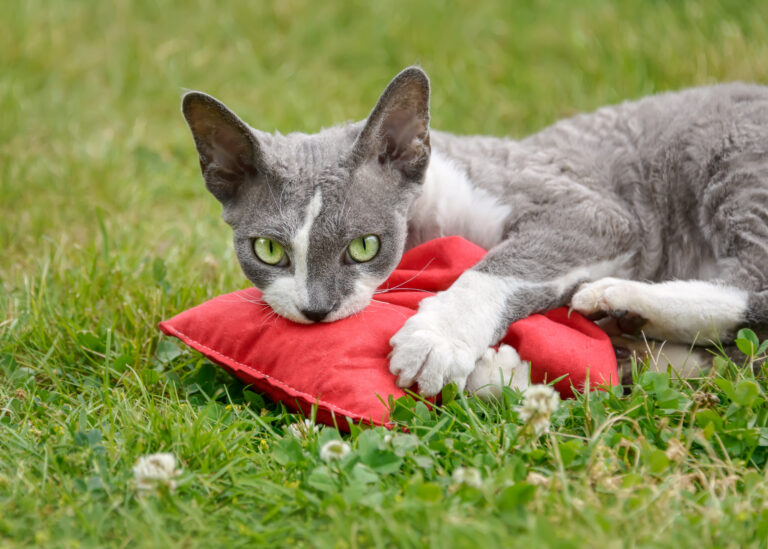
[2,0,768,547]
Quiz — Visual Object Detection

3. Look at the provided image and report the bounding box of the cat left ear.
[181,92,263,203]
[354,66,431,181]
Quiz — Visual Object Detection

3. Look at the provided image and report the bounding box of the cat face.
[182,67,431,323]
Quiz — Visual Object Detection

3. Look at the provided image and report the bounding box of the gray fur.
[182,68,430,322]
[182,67,768,385]
[420,83,768,332]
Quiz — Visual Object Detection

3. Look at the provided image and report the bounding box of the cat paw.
[466,345,529,399]
[571,277,644,316]
[389,309,479,397]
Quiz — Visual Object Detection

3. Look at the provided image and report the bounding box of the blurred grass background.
[3,0,768,288]
[2,1,768,546]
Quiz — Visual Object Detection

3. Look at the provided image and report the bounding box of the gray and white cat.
[182,67,768,396]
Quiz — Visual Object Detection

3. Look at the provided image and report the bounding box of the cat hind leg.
[571,277,749,344]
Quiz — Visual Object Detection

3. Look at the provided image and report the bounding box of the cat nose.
[300,307,334,323]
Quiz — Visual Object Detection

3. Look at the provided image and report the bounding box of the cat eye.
[253,237,288,266]
[347,235,380,263]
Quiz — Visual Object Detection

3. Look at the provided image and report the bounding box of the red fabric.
[159,236,618,429]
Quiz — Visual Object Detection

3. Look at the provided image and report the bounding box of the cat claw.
[389,308,480,396]
[571,277,638,315]
[572,278,648,335]
[389,327,477,396]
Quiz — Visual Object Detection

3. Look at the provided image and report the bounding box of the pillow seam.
[160,323,378,422]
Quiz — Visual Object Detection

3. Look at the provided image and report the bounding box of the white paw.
[389,292,482,396]
[571,277,644,315]
[389,275,505,397]
[466,344,530,400]
[389,311,477,397]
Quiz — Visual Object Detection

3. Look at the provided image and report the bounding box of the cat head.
[182,67,431,323]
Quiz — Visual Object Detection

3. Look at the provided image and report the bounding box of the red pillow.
[159,236,617,429]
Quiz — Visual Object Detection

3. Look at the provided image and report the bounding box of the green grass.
[3,0,768,547]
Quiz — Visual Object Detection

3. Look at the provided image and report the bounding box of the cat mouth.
[324,293,378,322]
[260,295,364,324]
[298,303,339,323]
[260,279,380,324]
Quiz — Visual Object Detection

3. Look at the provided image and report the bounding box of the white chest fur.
[407,152,512,249]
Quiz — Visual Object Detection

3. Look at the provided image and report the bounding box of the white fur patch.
[409,152,512,249]
[548,254,634,294]
[261,190,323,323]
[571,277,749,343]
[293,189,323,308]
[389,270,514,396]
[261,277,305,322]
[389,255,634,395]
[465,344,530,400]
[325,276,380,322]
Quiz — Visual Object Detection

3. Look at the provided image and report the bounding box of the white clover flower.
[287,419,319,439]
[319,440,351,462]
[526,471,551,486]
[518,384,559,434]
[133,452,181,493]
[452,467,482,489]
[665,438,686,463]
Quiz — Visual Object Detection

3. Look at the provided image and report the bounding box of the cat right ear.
[354,67,431,181]
[181,92,263,203]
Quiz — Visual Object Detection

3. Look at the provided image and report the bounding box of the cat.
[181,66,768,397]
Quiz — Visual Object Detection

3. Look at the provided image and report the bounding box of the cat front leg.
[388,266,600,396]
[389,271,517,396]
[389,226,636,396]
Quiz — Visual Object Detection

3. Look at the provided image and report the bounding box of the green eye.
[347,235,380,263]
[253,237,286,265]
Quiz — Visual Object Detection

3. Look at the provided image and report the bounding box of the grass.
[2,0,768,546]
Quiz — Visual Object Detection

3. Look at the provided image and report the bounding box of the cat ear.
[181,92,263,203]
[354,66,431,181]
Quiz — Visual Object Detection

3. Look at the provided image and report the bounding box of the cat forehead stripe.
[292,190,323,305]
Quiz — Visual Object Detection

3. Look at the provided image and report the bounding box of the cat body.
[182,68,768,396]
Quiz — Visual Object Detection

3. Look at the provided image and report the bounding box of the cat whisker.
[266,179,285,220]
[219,298,270,307]
[374,258,436,294]
[223,293,271,308]
[374,287,433,295]
[255,309,281,332]
[277,181,288,218]
[336,168,358,224]
[365,299,410,320]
